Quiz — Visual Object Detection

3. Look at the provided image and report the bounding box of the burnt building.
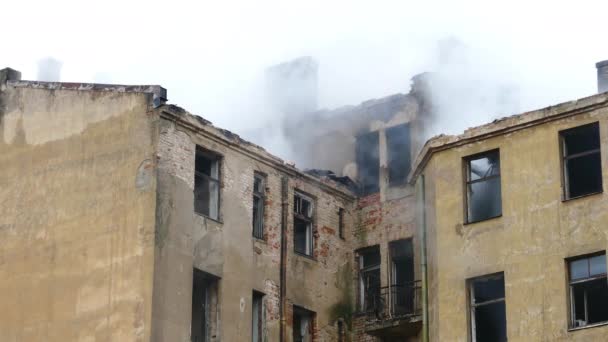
[2,59,608,342]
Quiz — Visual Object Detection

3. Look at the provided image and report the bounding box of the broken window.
[356,131,380,195]
[386,124,412,186]
[469,273,507,342]
[561,122,602,199]
[390,239,415,316]
[359,246,381,312]
[294,192,314,256]
[293,306,315,342]
[465,150,502,223]
[337,319,345,342]
[252,291,265,342]
[252,173,266,239]
[338,208,345,240]
[568,252,608,328]
[194,147,220,220]
[191,269,218,342]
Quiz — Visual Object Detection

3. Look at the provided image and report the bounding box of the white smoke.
[37,57,63,82]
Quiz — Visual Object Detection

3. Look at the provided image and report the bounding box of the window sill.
[194,212,223,224]
[294,251,317,262]
[562,190,603,203]
[568,321,608,332]
[463,214,502,226]
[253,237,267,244]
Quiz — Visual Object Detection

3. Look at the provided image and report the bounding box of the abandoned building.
[1,58,608,342]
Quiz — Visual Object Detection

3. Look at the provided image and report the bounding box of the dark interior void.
[192,269,216,342]
[562,122,600,155]
[360,247,381,311]
[386,124,411,186]
[571,278,608,327]
[471,274,506,342]
[294,217,311,255]
[562,122,602,198]
[474,301,507,342]
[566,153,602,198]
[390,240,414,314]
[466,150,501,223]
[356,131,380,195]
[472,274,505,304]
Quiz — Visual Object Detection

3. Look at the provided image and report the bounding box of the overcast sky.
[3,0,608,145]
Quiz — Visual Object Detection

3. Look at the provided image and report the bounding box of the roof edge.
[408,91,608,185]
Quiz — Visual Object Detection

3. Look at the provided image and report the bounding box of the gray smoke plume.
[37,57,63,82]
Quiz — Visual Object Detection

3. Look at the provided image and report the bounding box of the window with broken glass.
[568,253,608,329]
[469,273,507,342]
[194,147,220,220]
[465,150,502,223]
[294,192,314,256]
[359,246,381,312]
[560,122,602,199]
[293,306,315,342]
[252,173,266,239]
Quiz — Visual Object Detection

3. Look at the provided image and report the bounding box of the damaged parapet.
[598,60,608,94]
[0,67,167,107]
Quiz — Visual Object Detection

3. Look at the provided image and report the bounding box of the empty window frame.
[568,252,608,329]
[252,291,265,342]
[356,131,380,195]
[194,147,221,219]
[293,306,315,342]
[560,122,602,199]
[390,239,415,316]
[294,192,314,256]
[359,246,381,312]
[191,269,218,342]
[252,173,266,239]
[386,123,412,186]
[465,150,502,223]
[338,208,345,240]
[469,273,507,342]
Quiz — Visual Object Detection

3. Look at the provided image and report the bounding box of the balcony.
[364,281,422,338]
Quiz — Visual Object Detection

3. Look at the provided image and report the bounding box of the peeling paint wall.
[423,104,608,341]
[0,86,158,341]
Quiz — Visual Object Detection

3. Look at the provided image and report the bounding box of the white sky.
[3,0,608,140]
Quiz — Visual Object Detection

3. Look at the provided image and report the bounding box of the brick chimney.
[597,60,608,93]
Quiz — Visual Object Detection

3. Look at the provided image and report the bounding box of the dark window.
[356,131,380,195]
[561,122,602,199]
[191,269,218,342]
[465,150,502,223]
[337,319,345,342]
[386,124,411,186]
[294,192,314,256]
[359,246,381,311]
[568,252,608,328]
[390,239,415,315]
[252,291,264,342]
[338,208,345,240]
[253,173,266,239]
[469,273,507,342]
[195,147,220,219]
[293,306,315,342]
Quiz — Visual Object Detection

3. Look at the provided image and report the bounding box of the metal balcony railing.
[364,280,422,323]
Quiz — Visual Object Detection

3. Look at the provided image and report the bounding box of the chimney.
[0,67,22,85]
[597,60,608,93]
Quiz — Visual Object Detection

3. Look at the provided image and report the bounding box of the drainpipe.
[418,174,430,342]
[279,176,289,342]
